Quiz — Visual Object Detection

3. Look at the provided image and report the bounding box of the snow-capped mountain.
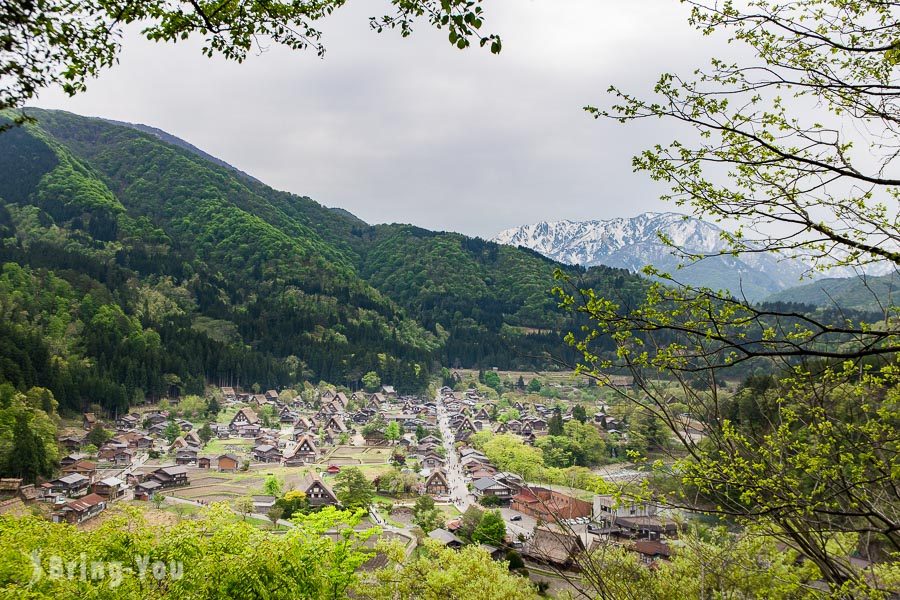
[493,212,811,300]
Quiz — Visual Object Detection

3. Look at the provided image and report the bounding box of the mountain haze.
[764,271,899,313]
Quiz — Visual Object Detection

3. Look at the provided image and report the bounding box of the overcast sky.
[35,0,721,239]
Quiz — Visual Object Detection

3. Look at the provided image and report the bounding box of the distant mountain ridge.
[493,212,814,301]
[99,117,264,185]
[764,270,899,313]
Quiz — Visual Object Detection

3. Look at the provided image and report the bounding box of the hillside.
[764,271,899,313]
[0,109,644,413]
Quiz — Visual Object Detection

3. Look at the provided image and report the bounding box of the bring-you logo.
[28,550,183,588]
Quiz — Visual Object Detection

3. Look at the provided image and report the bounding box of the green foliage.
[496,408,520,423]
[535,420,607,468]
[457,506,484,542]
[571,404,587,423]
[84,423,112,447]
[234,496,254,520]
[263,474,283,498]
[506,550,525,571]
[0,504,378,598]
[411,495,444,533]
[163,422,180,444]
[472,510,506,546]
[0,384,58,482]
[527,378,541,393]
[267,505,284,529]
[198,422,213,444]
[333,467,374,510]
[483,370,502,393]
[275,489,309,520]
[0,110,647,415]
[384,421,401,442]
[378,469,418,496]
[359,224,642,371]
[478,495,501,508]
[366,540,538,599]
[362,371,381,392]
[473,433,610,494]
[547,407,563,436]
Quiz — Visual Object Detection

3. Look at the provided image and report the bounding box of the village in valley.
[0,369,687,591]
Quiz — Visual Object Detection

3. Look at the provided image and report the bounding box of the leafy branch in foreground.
[590,0,899,276]
[556,0,900,595]
[0,0,501,129]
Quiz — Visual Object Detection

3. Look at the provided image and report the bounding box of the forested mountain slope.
[763,271,899,313]
[0,109,644,414]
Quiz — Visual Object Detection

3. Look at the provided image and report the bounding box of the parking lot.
[499,507,537,540]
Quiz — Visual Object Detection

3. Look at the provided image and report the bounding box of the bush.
[479,495,501,507]
[506,550,525,571]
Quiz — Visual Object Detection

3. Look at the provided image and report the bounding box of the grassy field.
[215,406,240,425]
[202,438,254,456]
[325,446,392,465]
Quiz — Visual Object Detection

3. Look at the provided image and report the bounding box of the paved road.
[435,392,475,513]
[162,494,296,528]
[499,507,536,540]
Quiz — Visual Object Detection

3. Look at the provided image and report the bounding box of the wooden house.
[61,460,98,483]
[420,452,445,470]
[282,436,318,466]
[134,480,161,501]
[524,526,585,567]
[252,444,281,463]
[52,493,106,524]
[471,477,514,503]
[175,448,199,465]
[427,528,462,549]
[82,412,97,430]
[424,469,450,497]
[150,465,189,489]
[298,474,338,508]
[49,473,91,498]
[92,476,126,501]
[216,454,240,472]
[229,407,259,432]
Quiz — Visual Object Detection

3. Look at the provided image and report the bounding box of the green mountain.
[0,109,643,414]
[763,271,899,313]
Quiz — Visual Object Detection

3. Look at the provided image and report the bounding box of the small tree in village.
[85,423,112,447]
[472,510,506,547]
[267,506,284,530]
[384,421,402,445]
[411,495,445,533]
[263,474,283,497]
[362,371,381,393]
[275,490,309,519]
[198,422,213,445]
[234,496,255,521]
[334,467,374,511]
[163,421,181,444]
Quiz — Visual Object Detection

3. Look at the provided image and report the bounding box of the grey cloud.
[35,0,725,238]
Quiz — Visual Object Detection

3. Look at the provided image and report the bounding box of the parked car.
[510,515,522,522]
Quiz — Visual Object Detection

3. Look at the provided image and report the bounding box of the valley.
[0,0,897,592]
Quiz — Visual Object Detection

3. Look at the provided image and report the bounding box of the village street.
[435,392,474,513]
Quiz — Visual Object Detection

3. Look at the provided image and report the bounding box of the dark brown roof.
[524,526,585,565]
